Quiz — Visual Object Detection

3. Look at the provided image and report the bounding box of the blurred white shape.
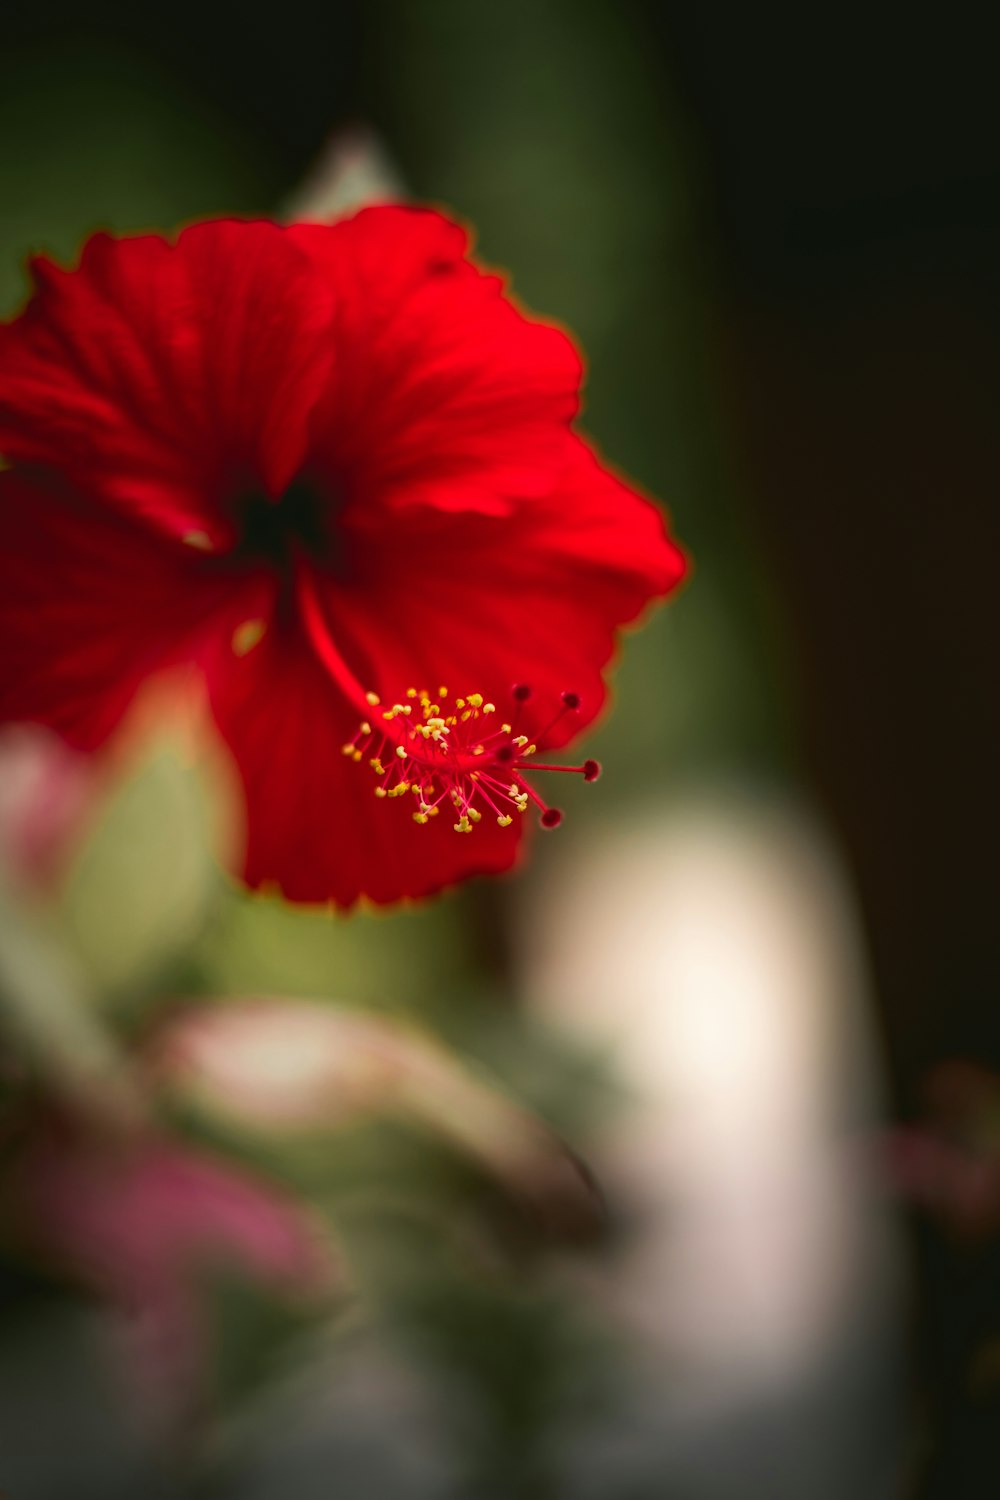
[518,786,889,1407]
[283,127,405,224]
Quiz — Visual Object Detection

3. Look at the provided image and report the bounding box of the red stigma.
[345,683,601,835]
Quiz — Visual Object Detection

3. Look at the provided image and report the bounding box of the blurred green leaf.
[55,728,235,1008]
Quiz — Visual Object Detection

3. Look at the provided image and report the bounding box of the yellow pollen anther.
[366,691,380,706]
[182,529,214,551]
[356,681,586,842]
[341,743,357,756]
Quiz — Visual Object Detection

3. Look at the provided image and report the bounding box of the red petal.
[317,435,687,748]
[289,207,583,517]
[535,438,688,602]
[0,222,333,544]
[0,471,268,750]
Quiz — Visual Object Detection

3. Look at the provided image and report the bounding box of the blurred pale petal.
[282,126,406,224]
[151,998,601,1235]
[0,724,92,889]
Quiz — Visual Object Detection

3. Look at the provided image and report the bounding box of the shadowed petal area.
[0,472,270,751]
[0,222,334,543]
[290,208,583,516]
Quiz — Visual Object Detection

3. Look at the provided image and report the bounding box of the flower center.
[233,477,344,572]
[342,684,600,833]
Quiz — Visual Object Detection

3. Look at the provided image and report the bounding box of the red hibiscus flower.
[0,207,685,905]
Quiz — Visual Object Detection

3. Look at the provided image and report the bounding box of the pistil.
[343,684,601,833]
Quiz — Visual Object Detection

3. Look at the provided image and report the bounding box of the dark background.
[2,3,999,1494]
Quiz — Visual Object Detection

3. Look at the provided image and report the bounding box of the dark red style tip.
[561,690,581,710]
[511,683,532,702]
[583,759,601,782]
[540,807,563,829]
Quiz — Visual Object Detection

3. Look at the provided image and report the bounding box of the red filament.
[343,682,600,834]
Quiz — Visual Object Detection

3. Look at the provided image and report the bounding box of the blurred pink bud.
[885,1126,1000,1239]
[152,999,407,1130]
[0,724,92,889]
[10,1123,336,1416]
[884,1061,1000,1240]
